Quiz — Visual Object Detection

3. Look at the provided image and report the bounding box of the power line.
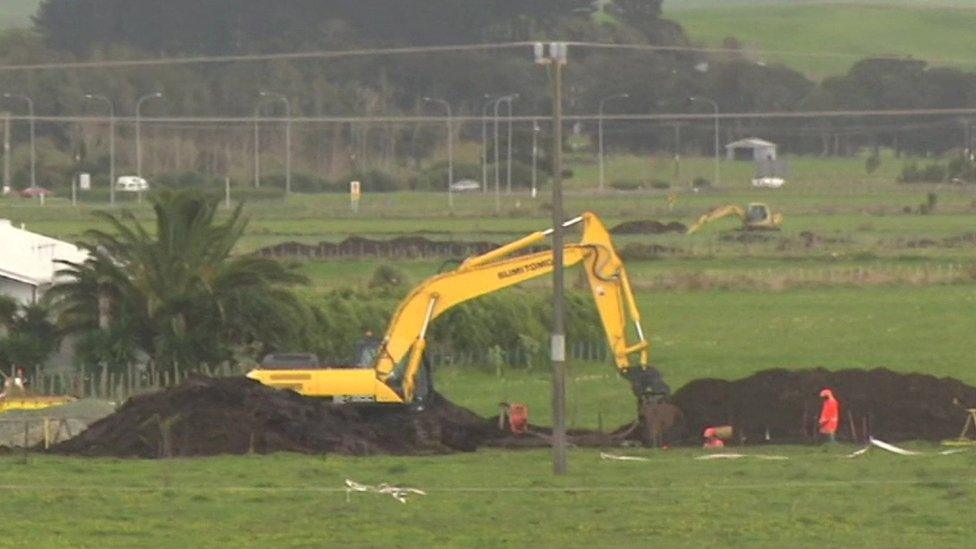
[0,40,970,74]
[7,107,976,125]
[568,41,976,67]
[0,42,534,72]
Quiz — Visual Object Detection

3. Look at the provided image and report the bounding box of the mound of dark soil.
[52,375,617,458]
[618,243,683,260]
[672,368,976,444]
[718,231,777,244]
[610,220,687,235]
[52,376,508,458]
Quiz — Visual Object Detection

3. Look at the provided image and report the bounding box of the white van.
[116,176,149,192]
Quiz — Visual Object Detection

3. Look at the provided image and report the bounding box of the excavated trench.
[51,368,976,458]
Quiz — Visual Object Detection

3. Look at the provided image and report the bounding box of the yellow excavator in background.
[247,211,669,405]
[687,203,784,234]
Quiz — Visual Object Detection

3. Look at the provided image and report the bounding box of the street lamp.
[259,91,292,195]
[690,95,720,187]
[598,93,629,192]
[3,93,35,189]
[85,94,116,205]
[136,91,163,179]
[480,95,494,195]
[423,97,454,208]
[493,94,517,212]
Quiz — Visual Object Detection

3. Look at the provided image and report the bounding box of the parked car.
[116,176,149,192]
[450,179,480,192]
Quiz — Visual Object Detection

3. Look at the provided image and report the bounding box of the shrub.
[155,171,222,189]
[947,156,976,183]
[414,162,481,191]
[865,151,881,174]
[692,177,711,190]
[368,265,410,294]
[260,172,339,192]
[650,179,671,189]
[610,179,641,191]
[921,163,946,183]
[898,162,921,183]
[899,162,946,184]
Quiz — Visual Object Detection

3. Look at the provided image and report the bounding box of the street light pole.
[531,121,540,198]
[598,93,628,192]
[253,103,262,188]
[690,96,720,187]
[480,95,494,194]
[535,41,569,476]
[260,92,292,195]
[85,94,116,205]
[3,94,35,189]
[136,92,163,180]
[506,97,515,195]
[493,94,517,212]
[424,97,454,208]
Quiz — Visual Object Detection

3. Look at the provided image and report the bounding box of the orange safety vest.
[819,389,840,434]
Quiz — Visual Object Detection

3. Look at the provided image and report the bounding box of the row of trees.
[0,1,972,193]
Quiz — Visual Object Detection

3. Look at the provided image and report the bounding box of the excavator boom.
[248,212,665,404]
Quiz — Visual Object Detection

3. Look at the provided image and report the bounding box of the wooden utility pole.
[536,41,569,475]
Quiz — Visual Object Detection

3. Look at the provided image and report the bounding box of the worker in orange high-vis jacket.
[818,388,840,443]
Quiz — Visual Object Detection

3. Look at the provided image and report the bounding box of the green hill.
[665,1,976,78]
[0,0,38,28]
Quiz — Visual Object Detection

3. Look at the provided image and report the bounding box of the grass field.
[666,1,976,77]
[3,448,975,546]
[4,151,976,545]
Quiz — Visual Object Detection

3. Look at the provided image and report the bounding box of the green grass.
[667,1,976,77]
[3,449,976,546]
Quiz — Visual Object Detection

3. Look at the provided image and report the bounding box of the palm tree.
[49,189,308,379]
[0,295,61,376]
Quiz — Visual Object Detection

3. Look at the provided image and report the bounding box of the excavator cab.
[746,203,771,223]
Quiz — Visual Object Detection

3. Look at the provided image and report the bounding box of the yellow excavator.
[247,211,669,405]
[687,203,784,234]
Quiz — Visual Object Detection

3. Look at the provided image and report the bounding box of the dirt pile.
[610,220,687,235]
[51,376,619,458]
[52,376,512,458]
[256,236,537,260]
[672,368,976,444]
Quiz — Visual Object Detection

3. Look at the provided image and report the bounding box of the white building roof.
[725,138,777,149]
[0,219,89,287]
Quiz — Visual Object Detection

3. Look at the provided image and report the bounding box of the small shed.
[726,138,777,161]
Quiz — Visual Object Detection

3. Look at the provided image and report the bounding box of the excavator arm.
[375,212,650,401]
[687,204,747,234]
[248,212,666,404]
